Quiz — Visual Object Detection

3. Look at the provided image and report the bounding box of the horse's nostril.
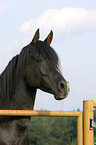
[58,81,65,90]
[60,82,64,88]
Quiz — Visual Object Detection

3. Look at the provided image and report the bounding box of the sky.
[0,0,96,111]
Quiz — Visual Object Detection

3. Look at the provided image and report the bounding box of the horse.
[0,29,69,145]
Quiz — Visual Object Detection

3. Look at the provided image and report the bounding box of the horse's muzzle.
[58,81,70,93]
[55,81,70,100]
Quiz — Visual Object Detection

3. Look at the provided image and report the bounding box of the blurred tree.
[29,114,77,145]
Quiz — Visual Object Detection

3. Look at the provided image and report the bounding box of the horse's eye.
[39,58,42,62]
[31,54,42,63]
[36,58,42,63]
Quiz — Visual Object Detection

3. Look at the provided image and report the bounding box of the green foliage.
[29,116,77,145]
[28,109,96,145]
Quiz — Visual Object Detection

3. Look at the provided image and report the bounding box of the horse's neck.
[10,79,37,110]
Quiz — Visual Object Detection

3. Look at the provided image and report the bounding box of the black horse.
[0,29,69,145]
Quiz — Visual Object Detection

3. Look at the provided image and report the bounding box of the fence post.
[77,112,83,145]
[83,100,94,145]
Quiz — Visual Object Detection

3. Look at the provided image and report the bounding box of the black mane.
[0,55,19,108]
[36,41,59,67]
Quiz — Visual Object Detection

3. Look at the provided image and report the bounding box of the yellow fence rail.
[0,100,96,145]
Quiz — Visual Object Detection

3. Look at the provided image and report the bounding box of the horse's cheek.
[26,65,41,88]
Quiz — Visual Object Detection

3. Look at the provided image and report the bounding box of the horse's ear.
[31,29,39,44]
[44,30,53,45]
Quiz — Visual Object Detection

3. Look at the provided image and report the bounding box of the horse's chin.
[54,95,67,100]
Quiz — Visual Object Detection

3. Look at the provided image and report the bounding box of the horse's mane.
[0,55,19,108]
[36,41,59,67]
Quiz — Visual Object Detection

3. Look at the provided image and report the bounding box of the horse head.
[23,29,69,100]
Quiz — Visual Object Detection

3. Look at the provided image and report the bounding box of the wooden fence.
[0,100,96,145]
